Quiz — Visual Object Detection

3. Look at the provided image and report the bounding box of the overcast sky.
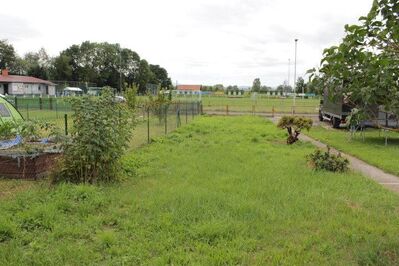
[1,0,372,87]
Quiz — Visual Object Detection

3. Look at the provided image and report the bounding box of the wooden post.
[272,106,275,118]
[252,105,255,115]
[226,105,229,116]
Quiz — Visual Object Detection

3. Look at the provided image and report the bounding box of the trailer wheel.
[332,117,340,128]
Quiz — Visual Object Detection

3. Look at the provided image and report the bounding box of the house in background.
[0,69,56,96]
[176,84,202,95]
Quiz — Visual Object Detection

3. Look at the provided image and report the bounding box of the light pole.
[293,39,298,108]
[287,58,291,96]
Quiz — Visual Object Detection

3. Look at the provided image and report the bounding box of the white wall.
[9,83,55,96]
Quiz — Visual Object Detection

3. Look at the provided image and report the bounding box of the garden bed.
[0,145,61,179]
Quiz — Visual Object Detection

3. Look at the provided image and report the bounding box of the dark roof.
[177,85,202,91]
[0,75,55,86]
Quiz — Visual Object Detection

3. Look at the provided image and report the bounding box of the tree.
[0,40,18,72]
[277,116,313,144]
[214,84,224,91]
[22,48,52,79]
[51,54,73,81]
[260,85,272,93]
[149,64,172,89]
[295,77,307,94]
[52,41,170,91]
[276,84,292,93]
[309,0,399,119]
[137,60,153,93]
[252,78,261,92]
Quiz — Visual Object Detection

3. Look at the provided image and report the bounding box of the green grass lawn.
[137,95,320,114]
[307,126,399,176]
[199,96,320,114]
[1,116,399,265]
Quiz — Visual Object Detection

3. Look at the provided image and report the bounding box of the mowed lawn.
[308,126,399,176]
[1,116,399,265]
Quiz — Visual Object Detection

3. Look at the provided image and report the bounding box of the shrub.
[125,84,138,111]
[277,116,313,144]
[307,147,349,172]
[54,88,134,184]
[0,121,16,140]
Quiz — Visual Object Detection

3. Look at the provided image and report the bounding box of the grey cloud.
[0,14,39,41]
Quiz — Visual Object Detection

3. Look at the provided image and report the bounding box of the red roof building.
[177,85,202,91]
[0,69,56,96]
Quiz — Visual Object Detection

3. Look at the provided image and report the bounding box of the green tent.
[0,95,23,124]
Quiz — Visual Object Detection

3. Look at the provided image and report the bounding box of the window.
[0,103,11,117]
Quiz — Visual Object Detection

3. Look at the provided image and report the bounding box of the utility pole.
[288,58,291,95]
[293,39,298,107]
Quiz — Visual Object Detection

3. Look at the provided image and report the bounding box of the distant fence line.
[6,97,202,149]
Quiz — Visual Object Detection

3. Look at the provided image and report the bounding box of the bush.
[277,116,313,144]
[54,88,134,184]
[307,147,349,172]
[0,121,16,140]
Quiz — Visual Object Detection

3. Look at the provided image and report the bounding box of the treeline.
[0,40,172,93]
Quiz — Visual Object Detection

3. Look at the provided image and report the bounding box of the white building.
[0,69,56,96]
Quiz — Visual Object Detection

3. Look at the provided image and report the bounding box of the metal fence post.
[147,107,150,144]
[39,97,43,110]
[177,108,181,128]
[14,96,18,110]
[185,102,188,124]
[64,114,68,135]
[192,102,194,119]
[26,103,29,120]
[55,99,58,119]
[226,105,229,116]
[49,97,53,110]
[164,105,168,135]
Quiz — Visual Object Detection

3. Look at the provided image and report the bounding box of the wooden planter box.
[0,151,60,180]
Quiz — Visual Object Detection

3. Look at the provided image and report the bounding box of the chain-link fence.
[6,97,202,149]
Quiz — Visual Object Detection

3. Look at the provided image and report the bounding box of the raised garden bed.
[0,145,62,180]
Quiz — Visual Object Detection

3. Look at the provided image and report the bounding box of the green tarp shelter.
[0,95,23,124]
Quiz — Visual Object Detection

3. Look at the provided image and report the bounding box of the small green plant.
[125,84,138,111]
[15,120,40,142]
[38,121,64,143]
[147,89,170,124]
[277,116,313,144]
[0,121,16,140]
[307,146,349,172]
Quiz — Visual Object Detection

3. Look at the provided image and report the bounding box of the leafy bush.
[146,89,170,124]
[125,84,138,111]
[0,121,16,140]
[307,147,349,172]
[54,88,134,183]
[277,116,313,144]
